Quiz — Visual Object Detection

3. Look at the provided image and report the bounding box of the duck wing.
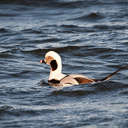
[62,74,94,85]
[60,75,79,85]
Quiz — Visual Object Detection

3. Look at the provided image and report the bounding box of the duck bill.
[40,59,45,64]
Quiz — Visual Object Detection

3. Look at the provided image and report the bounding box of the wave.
[1,0,127,7]
[0,0,87,8]
[0,13,18,17]
[72,12,104,21]
[0,28,10,33]
[20,44,124,59]
[93,24,128,31]
[21,45,81,55]
[0,104,55,117]
[0,0,127,13]
[50,81,128,97]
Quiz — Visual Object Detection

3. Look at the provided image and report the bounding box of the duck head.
[40,51,65,80]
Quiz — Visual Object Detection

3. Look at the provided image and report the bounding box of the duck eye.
[50,60,58,71]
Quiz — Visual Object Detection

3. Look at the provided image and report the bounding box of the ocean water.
[0,0,128,127]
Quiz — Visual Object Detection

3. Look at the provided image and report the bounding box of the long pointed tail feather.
[93,65,128,82]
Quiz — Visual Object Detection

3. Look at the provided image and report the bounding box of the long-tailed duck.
[40,51,128,88]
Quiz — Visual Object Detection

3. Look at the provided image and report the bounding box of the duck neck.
[49,61,65,80]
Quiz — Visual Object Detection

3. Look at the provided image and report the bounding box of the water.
[0,0,128,127]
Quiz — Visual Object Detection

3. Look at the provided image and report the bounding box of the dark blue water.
[0,0,128,127]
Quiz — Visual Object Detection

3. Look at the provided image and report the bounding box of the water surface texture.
[0,0,128,127]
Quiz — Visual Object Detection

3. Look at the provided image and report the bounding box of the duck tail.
[93,65,128,82]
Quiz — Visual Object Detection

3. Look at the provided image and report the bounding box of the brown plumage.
[74,77,94,84]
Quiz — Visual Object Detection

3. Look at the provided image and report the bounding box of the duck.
[40,51,128,88]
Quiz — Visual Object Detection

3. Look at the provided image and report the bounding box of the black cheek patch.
[50,60,58,71]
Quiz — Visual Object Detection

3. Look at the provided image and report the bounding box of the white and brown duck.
[40,51,128,88]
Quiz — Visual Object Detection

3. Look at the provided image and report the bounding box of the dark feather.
[50,60,58,71]
[74,77,94,84]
